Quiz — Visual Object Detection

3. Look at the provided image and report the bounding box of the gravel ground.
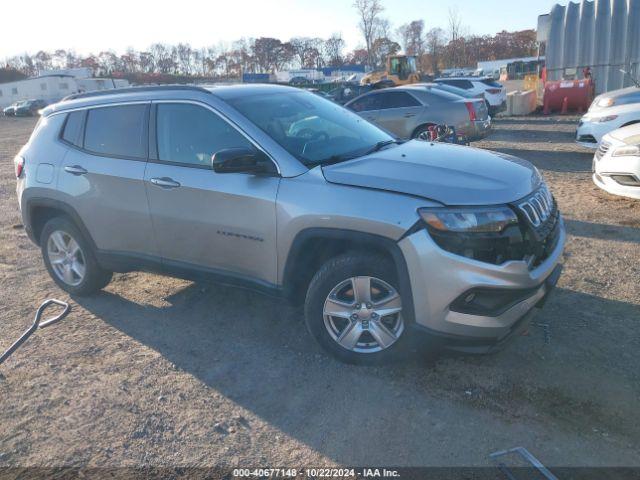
[0,115,638,471]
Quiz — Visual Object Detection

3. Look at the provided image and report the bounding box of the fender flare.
[24,197,97,250]
[282,228,415,324]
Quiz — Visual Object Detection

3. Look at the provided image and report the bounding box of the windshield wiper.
[307,140,404,168]
[364,139,404,155]
[306,153,360,168]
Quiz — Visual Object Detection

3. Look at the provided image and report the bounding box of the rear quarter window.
[441,79,474,89]
[61,111,85,147]
[480,79,503,88]
[84,104,148,158]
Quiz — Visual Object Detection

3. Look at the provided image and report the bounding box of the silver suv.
[15,85,565,364]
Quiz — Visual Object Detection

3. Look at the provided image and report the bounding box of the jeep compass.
[15,85,565,363]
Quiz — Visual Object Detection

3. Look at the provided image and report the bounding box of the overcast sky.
[1,0,562,59]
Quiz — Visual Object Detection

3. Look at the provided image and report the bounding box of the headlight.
[597,98,615,108]
[418,206,518,233]
[596,115,618,123]
[612,145,640,157]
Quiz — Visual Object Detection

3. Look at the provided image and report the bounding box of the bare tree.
[291,37,325,69]
[397,20,425,56]
[353,0,385,67]
[176,43,193,75]
[324,34,346,66]
[425,27,446,74]
[447,7,467,68]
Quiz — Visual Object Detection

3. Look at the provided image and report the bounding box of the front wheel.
[304,253,408,364]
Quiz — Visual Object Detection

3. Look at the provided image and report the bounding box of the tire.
[412,124,435,140]
[40,217,112,296]
[304,252,409,364]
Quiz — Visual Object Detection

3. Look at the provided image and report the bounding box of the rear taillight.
[486,88,502,94]
[14,156,25,178]
[465,102,477,122]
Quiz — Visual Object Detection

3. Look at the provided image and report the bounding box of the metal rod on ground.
[0,299,71,366]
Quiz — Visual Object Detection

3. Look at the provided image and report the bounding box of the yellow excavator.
[360,55,421,87]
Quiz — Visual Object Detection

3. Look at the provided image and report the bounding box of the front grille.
[511,186,560,267]
[516,185,554,228]
[577,134,597,143]
[595,141,611,160]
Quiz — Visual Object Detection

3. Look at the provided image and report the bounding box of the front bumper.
[575,119,613,149]
[593,172,640,199]
[593,144,640,199]
[398,216,565,352]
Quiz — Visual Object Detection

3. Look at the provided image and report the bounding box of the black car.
[14,99,48,117]
[2,101,27,116]
[325,83,373,105]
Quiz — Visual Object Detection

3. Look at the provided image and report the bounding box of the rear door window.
[61,111,85,147]
[377,91,421,109]
[480,79,502,88]
[347,94,381,112]
[84,104,148,158]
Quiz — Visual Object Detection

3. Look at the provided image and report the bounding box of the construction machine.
[360,55,421,87]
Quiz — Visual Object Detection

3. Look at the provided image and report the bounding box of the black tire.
[40,216,112,296]
[412,123,436,140]
[304,252,410,364]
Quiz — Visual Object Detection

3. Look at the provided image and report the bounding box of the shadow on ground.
[72,280,640,464]
[564,218,640,244]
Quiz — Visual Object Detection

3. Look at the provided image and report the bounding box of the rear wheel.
[40,217,112,296]
[412,124,436,140]
[304,253,408,364]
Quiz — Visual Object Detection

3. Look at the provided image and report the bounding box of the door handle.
[150,177,181,189]
[64,165,88,176]
[403,113,416,118]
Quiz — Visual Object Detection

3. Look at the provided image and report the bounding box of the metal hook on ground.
[0,299,71,367]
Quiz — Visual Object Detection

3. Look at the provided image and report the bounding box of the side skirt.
[96,250,284,299]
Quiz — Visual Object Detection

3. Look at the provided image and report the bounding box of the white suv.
[435,77,507,114]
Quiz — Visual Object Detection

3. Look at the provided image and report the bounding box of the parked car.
[576,102,640,148]
[344,84,491,141]
[587,86,640,113]
[3,101,27,116]
[14,99,48,116]
[289,76,309,86]
[592,122,640,199]
[434,77,507,114]
[15,84,564,364]
[432,82,486,101]
[325,83,373,105]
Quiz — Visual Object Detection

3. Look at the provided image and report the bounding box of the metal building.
[538,0,640,94]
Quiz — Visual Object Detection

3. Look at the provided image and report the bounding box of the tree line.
[0,1,537,83]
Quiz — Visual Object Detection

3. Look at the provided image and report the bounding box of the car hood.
[608,122,640,145]
[597,86,639,100]
[590,86,640,111]
[321,141,541,206]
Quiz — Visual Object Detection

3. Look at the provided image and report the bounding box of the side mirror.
[211,148,273,175]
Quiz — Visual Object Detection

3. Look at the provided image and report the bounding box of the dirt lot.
[0,115,639,471]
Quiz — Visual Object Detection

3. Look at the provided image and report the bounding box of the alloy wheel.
[323,276,404,353]
[47,230,86,286]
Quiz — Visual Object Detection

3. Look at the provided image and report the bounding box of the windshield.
[225,91,394,166]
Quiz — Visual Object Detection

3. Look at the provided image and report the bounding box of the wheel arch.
[411,122,437,139]
[282,228,415,323]
[621,120,640,128]
[25,197,96,251]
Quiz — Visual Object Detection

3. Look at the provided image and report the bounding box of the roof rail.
[62,84,212,102]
